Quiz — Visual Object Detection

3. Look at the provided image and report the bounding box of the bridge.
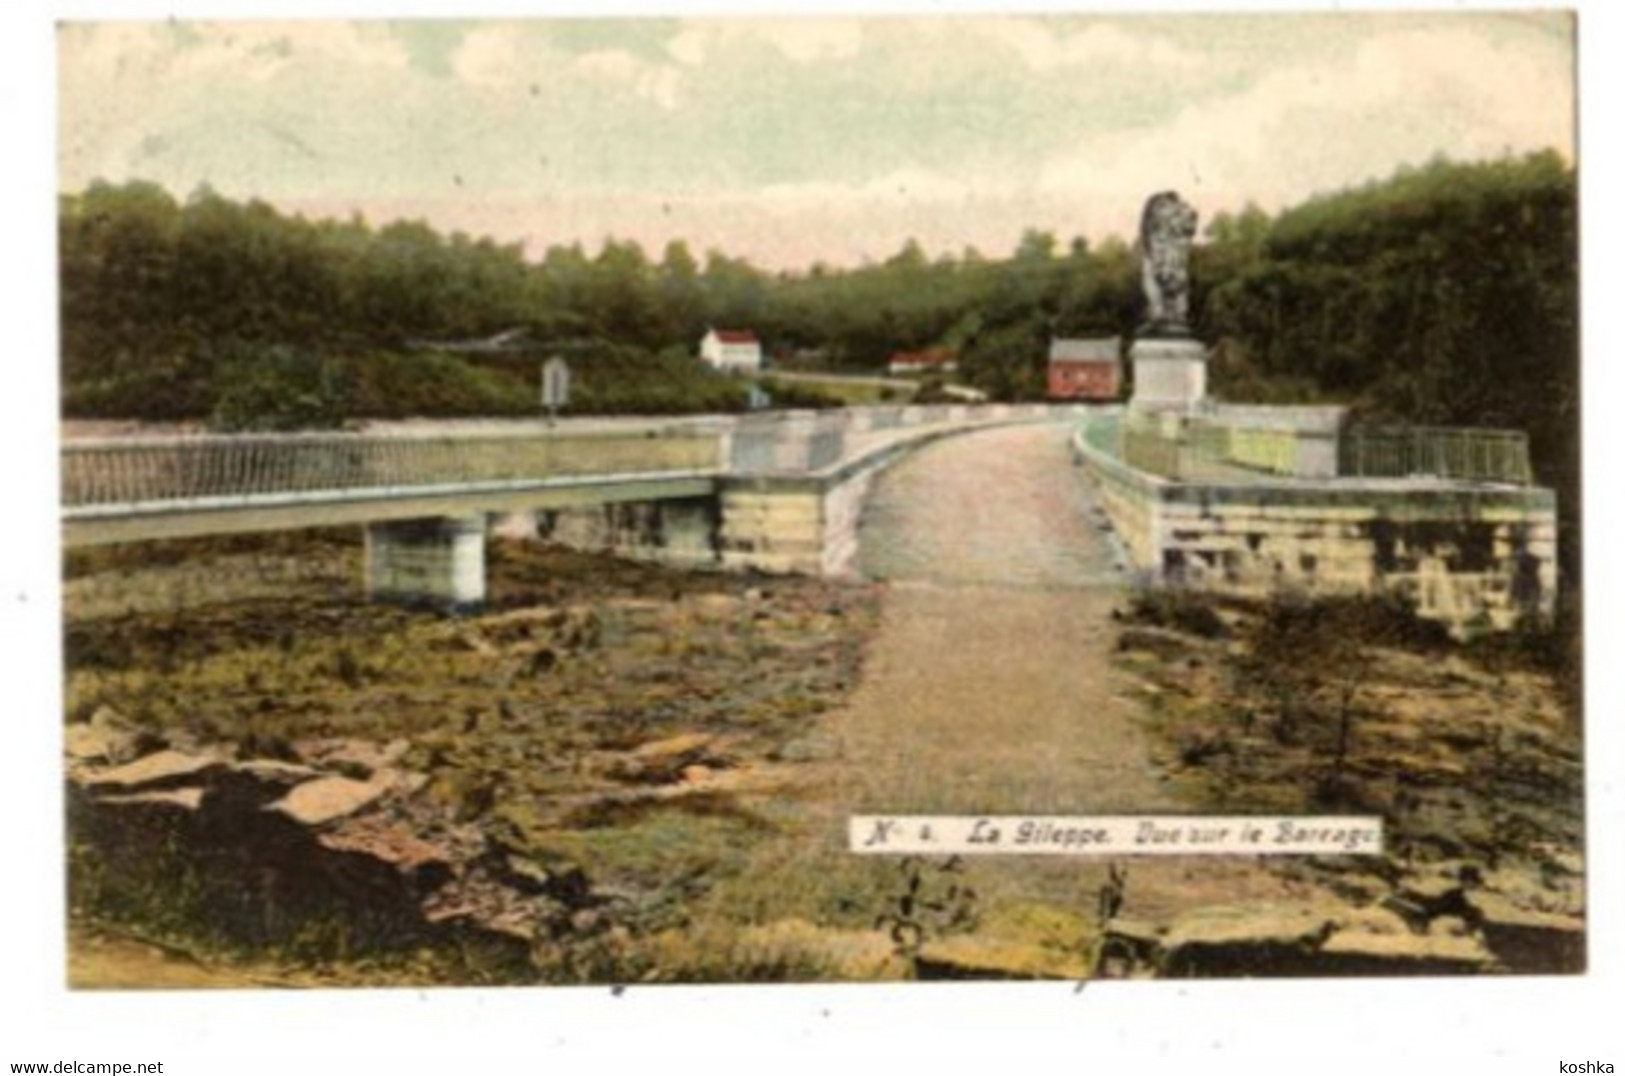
[62,404,1085,608]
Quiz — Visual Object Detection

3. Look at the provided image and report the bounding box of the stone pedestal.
[1130,337,1208,412]
[365,515,486,611]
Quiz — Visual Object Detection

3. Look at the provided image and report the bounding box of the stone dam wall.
[1072,422,1558,633]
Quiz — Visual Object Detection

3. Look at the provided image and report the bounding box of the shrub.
[209,342,347,431]
[1124,588,1229,639]
[756,378,845,410]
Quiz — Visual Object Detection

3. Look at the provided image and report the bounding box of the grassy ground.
[754,373,918,406]
[1112,589,1584,963]
[65,530,885,985]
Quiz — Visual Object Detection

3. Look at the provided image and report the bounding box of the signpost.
[541,355,571,424]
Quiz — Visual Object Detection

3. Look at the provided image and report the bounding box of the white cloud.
[1037,24,1574,221]
[573,48,683,110]
[755,165,978,208]
[666,18,864,68]
[983,19,1206,75]
[450,24,525,88]
[755,19,866,65]
[859,167,976,202]
[665,25,707,67]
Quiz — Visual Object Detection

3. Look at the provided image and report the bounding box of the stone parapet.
[1072,422,1558,634]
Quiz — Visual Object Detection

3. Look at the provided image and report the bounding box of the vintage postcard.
[40,0,1597,1019]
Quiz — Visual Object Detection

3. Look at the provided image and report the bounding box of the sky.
[56,11,1575,270]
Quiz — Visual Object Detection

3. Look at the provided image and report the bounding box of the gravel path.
[830,422,1174,814]
[858,421,1125,590]
[705,421,1297,949]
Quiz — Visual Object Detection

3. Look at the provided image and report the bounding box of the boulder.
[317,818,455,893]
[1160,902,1339,978]
[63,707,147,766]
[202,760,325,812]
[293,738,410,780]
[1394,875,1475,921]
[633,732,715,761]
[606,733,724,784]
[82,748,225,793]
[1316,926,1494,975]
[1468,891,1585,973]
[488,852,592,907]
[915,934,1093,981]
[94,787,205,813]
[234,759,323,786]
[267,775,392,827]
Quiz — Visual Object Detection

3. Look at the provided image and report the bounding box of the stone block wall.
[1074,427,1558,633]
[494,498,720,570]
[714,467,875,577]
[1072,437,1162,569]
[717,482,827,574]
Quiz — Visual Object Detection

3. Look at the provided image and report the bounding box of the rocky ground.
[1104,590,1584,976]
[65,532,881,985]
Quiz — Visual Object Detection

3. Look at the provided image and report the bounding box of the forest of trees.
[59,152,1578,577]
[56,181,1146,423]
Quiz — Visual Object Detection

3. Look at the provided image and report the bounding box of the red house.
[887,347,957,376]
[1047,337,1122,401]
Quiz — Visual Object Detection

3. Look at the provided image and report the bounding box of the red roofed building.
[699,328,763,373]
[887,347,958,376]
[1047,337,1122,401]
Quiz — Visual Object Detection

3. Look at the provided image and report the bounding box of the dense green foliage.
[1203,152,1577,444]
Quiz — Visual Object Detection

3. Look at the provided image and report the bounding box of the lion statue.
[1137,191,1199,336]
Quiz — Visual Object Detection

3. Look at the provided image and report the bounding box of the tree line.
[57,180,1143,422]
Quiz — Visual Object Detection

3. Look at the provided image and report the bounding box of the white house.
[699,328,763,373]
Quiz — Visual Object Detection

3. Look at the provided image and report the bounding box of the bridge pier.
[656,499,720,567]
[364,515,487,611]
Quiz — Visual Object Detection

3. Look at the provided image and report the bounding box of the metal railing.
[1109,412,1533,487]
[1338,426,1533,485]
[62,427,724,511]
[1120,415,1271,482]
[1121,422,1186,479]
[727,412,851,474]
[1224,426,1302,476]
[63,402,1092,514]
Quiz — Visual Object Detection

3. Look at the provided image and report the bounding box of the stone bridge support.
[495,497,720,570]
[365,515,487,611]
